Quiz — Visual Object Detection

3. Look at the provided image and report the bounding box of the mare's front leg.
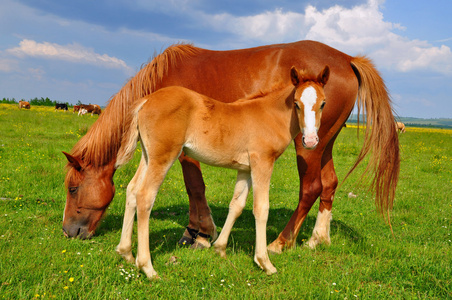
[213,170,251,257]
[267,135,322,254]
[116,156,147,263]
[307,138,338,248]
[178,153,217,249]
[250,156,277,275]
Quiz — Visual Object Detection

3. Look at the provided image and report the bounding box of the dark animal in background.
[55,103,68,111]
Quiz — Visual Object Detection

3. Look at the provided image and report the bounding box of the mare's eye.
[294,102,300,109]
[68,187,78,194]
[320,101,326,110]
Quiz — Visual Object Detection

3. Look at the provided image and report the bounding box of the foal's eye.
[68,187,78,195]
[320,101,326,110]
[294,102,300,109]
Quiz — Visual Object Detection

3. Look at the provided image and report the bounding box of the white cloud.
[372,37,452,74]
[303,1,394,52]
[7,39,134,73]
[227,9,305,43]
[197,0,452,75]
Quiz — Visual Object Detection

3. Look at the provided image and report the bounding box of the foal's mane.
[68,43,200,169]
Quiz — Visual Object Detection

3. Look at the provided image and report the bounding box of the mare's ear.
[318,65,330,86]
[290,66,300,86]
[63,151,83,171]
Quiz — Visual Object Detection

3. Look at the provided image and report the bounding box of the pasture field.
[0,103,451,299]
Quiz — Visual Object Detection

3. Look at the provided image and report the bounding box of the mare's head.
[290,66,330,149]
[62,152,115,239]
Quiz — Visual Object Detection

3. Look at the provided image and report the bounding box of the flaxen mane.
[67,44,200,171]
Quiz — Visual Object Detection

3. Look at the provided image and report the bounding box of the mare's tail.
[348,56,400,218]
[115,98,148,168]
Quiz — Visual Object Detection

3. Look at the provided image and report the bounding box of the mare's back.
[157,41,356,104]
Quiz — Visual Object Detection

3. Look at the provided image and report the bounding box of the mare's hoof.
[178,236,194,246]
[190,238,211,249]
[267,241,284,254]
[178,227,200,246]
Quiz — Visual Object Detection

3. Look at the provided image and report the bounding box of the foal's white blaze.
[300,86,317,133]
[300,86,319,148]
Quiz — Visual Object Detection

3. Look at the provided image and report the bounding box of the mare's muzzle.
[62,223,92,240]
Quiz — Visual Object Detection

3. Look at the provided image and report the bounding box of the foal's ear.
[62,151,83,171]
[290,66,300,86]
[318,65,330,86]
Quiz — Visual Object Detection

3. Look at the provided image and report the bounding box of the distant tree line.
[1,97,76,107]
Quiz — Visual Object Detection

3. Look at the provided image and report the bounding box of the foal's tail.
[115,98,148,168]
[348,56,400,219]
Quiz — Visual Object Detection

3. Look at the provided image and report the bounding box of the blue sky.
[1,0,451,118]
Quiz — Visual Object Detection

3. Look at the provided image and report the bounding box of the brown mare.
[18,101,30,109]
[63,40,399,255]
[113,66,329,277]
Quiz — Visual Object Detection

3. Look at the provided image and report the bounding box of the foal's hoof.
[265,266,278,276]
[213,246,227,258]
[115,248,135,264]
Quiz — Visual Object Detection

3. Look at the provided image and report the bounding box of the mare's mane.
[67,43,200,171]
[244,69,322,101]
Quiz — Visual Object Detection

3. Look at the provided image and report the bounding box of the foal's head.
[290,66,330,149]
[62,152,115,239]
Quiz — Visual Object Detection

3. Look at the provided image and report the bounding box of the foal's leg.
[135,155,177,279]
[213,170,251,257]
[267,135,323,254]
[250,157,277,275]
[116,157,147,263]
[307,138,338,249]
[178,153,217,248]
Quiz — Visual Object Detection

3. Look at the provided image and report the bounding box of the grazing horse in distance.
[78,108,88,116]
[396,121,406,133]
[55,103,68,111]
[62,41,399,256]
[111,66,329,278]
[18,101,30,109]
[78,104,101,116]
[73,105,81,113]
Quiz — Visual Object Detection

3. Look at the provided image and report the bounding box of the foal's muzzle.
[302,133,319,149]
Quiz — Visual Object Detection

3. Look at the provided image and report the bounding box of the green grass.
[0,104,451,299]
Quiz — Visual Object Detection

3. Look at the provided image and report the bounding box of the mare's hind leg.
[214,170,251,257]
[307,139,338,249]
[267,135,323,254]
[116,156,147,264]
[178,153,217,249]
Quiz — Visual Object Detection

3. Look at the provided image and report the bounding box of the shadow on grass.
[94,203,364,255]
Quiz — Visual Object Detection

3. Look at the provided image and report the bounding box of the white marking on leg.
[307,209,332,249]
